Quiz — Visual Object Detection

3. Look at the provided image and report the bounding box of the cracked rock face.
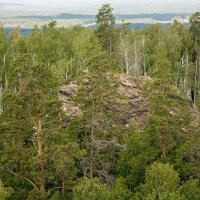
[59,75,199,129]
[59,75,151,129]
[59,81,83,120]
[117,75,151,129]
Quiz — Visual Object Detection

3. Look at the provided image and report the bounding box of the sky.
[1,0,200,8]
[1,0,200,14]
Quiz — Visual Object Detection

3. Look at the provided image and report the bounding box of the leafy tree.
[118,127,159,190]
[73,177,130,200]
[0,180,13,200]
[27,25,43,65]
[175,133,200,181]
[181,179,200,200]
[117,26,143,76]
[142,24,168,74]
[7,26,27,61]
[170,21,194,94]
[73,178,109,200]
[135,162,183,200]
[70,28,94,77]
[110,177,131,200]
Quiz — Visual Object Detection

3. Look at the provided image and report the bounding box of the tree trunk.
[123,42,129,75]
[134,39,138,77]
[90,101,95,179]
[109,37,112,56]
[185,55,189,94]
[143,61,147,77]
[61,178,65,198]
[0,84,2,113]
[0,54,6,112]
[37,117,45,199]
[99,61,104,119]
[161,134,166,159]
[194,55,198,106]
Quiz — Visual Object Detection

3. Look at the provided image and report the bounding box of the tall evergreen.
[143,60,191,159]
[96,4,116,55]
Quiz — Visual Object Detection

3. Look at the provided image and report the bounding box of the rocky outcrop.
[59,82,83,120]
[116,75,151,129]
[59,74,200,129]
[59,75,152,129]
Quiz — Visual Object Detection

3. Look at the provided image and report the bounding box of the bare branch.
[7,169,39,192]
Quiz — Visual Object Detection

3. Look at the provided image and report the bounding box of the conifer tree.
[75,37,120,181]
[143,60,191,159]
[189,12,200,106]
[0,55,81,199]
[0,27,7,112]
[96,4,116,55]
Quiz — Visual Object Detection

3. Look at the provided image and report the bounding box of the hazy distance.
[1,0,200,13]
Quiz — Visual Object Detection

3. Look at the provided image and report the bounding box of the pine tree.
[0,27,7,113]
[143,60,191,159]
[189,12,200,107]
[0,55,81,198]
[74,37,121,181]
[96,4,116,55]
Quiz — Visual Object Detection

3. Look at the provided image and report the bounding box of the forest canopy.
[0,4,200,200]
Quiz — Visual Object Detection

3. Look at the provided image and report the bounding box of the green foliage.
[190,12,200,48]
[143,60,191,158]
[0,6,199,200]
[73,177,130,200]
[0,55,81,198]
[118,128,159,190]
[175,133,200,180]
[110,177,131,200]
[73,178,109,200]
[135,162,183,200]
[181,179,200,200]
[74,37,122,180]
[0,26,6,58]
[0,180,13,200]
[96,4,116,54]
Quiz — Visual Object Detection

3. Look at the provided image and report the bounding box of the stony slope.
[59,75,200,129]
[59,75,152,129]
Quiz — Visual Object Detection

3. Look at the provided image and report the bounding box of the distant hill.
[116,13,191,21]
[18,12,191,21]
[19,13,94,20]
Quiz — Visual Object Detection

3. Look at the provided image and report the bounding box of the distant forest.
[4,23,177,38]
[5,12,191,37]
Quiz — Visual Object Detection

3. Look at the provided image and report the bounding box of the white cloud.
[2,0,199,7]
